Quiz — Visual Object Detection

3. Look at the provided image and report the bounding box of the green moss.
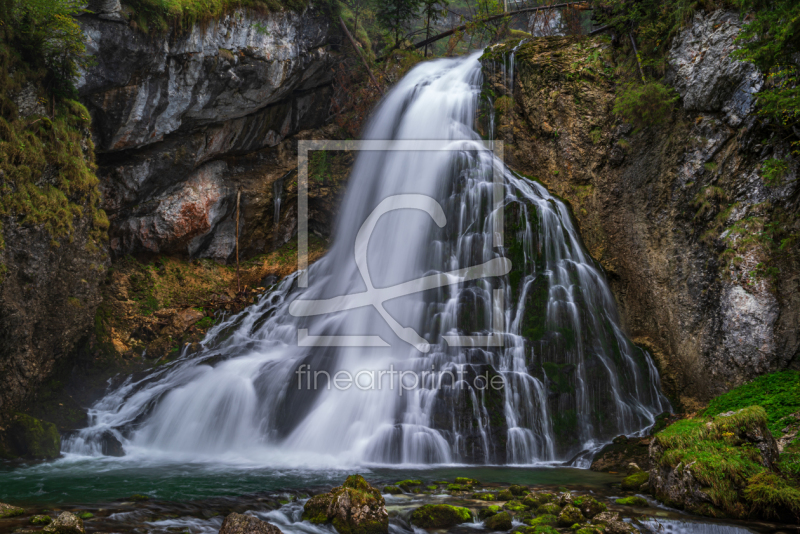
[702,370,800,437]
[742,471,800,518]
[497,489,514,501]
[557,505,584,526]
[503,500,526,512]
[304,475,386,534]
[448,484,470,492]
[474,492,497,501]
[455,477,480,485]
[0,504,24,519]
[7,413,60,459]
[30,515,52,525]
[410,504,472,528]
[620,472,648,490]
[78,512,94,519]
[478,505,500,519]
[395,479,422,487]
[525,514,558,526]
[130,494,150,501]
[484,511,512,530]
[615,497,648,507]
[572,496,606,518]
[536,503,561,515]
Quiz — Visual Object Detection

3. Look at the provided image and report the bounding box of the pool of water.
[0,457,622,505]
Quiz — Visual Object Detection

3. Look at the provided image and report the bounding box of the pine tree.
[374,0,423,50]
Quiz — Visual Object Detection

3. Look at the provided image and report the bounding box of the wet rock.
[99,431,125,457]
[503,500,526,512]
[478,506,500,520]
[0,503,24,519]
[572,496,606,519]
[302,475,388,534]
[219,513,282,534]
[620,472,649,491]
[592,512,635,534]
[2,413,61,459]
[556,505,584,526]
[43,512,85,534]
[590,436,651,473]
[508,484,527,496]
[615,496,648,507]
[484,511,512,531]
[666,10,762,126]
[497,489,514,501]
[535,503,560,515]
[382,486,401,495]
[410,504,471,529]
[30,515,52,525]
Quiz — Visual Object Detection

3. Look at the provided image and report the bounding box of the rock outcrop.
[303,475,389,534]
[219,513,283,534]
[77,6,340,261]
[489,10,800,408]
[43,512,85,534]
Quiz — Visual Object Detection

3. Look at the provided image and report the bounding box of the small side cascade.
[273,173,287,227]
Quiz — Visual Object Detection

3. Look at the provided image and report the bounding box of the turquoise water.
[0,457,621,505]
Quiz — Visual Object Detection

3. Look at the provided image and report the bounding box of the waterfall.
[64,51,669,466]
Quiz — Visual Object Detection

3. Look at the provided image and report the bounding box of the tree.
[421,0,449,56]
[374,0,423,50]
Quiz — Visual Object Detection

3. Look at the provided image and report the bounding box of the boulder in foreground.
[302,475,388,534]
[219,513,282,534]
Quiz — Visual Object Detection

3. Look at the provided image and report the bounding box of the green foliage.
[124,0,311,34]
[373,0,422,49]
[732,0,800,149]
[612,82,679,129]
[615,496,648,507]
[760,158,792,187]
[742,471,800,518]
[702,370,800,436]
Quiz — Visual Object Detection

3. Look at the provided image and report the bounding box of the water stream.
[59,51,668,467]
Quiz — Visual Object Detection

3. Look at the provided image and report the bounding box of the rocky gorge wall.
[0,1,345,434]
[486,9,800,409]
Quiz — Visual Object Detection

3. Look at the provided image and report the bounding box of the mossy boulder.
[43,512,85,534]
[302,475,388,534]
[508,485,527,496]
[528,527,559,534]
[0,503,24,519]
[448,484,471,492]
[497,489,514,501]
[615,496,648,507]
[383,486,402,495]
[535,503,561,515]
[478,506,501,520]
[77,513,93,520]
[620,472,648,491]
[219,513,282,534]
[556,505,584,526]
[30,515,52,525]
[410,504,471,528]
[484,511,512,531]
[575,527,603,534]
[474,492,496,501]
[572,496,606,519]
[503,500,526,512]
[395,479,422,491]
[525,514,557,526]
[4,413,60,459]
[455,477,480,485]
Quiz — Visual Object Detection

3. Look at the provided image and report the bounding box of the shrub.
[612,82,679,130]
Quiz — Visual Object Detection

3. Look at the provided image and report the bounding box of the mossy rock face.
[43,512,85,534]
[572,496,606,519]
[6,413,60,459]
[503,500,526,512]
[0,503,24,519]
[302,475,388,534]
[557,505,584,527]
[535,503,561,515]
[484,511,512,531]
[478,506,501,520]
[383,486,402,495]
[615,496,648,507]
[497,489,514,501]
[30,515,52,525]
[620,472,649,491]
[410,504,471,528]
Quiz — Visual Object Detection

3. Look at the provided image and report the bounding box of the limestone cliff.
[484,10,799,408]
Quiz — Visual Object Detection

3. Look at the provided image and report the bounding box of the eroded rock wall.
[489,10,800,408]
[78,4,340,261]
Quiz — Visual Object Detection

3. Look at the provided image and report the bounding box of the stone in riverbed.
[302,475,388,534]
[620,472,649,491]
[30,515,52,525]
[219,513,282,534]
[572,496,606,519]
[43,512,85,534]
[0,503,24,519]
[556,505,584,526]
[483,511,512,531]
[410,504,471,529]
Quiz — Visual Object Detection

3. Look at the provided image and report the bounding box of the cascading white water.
[64,51,669,466]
